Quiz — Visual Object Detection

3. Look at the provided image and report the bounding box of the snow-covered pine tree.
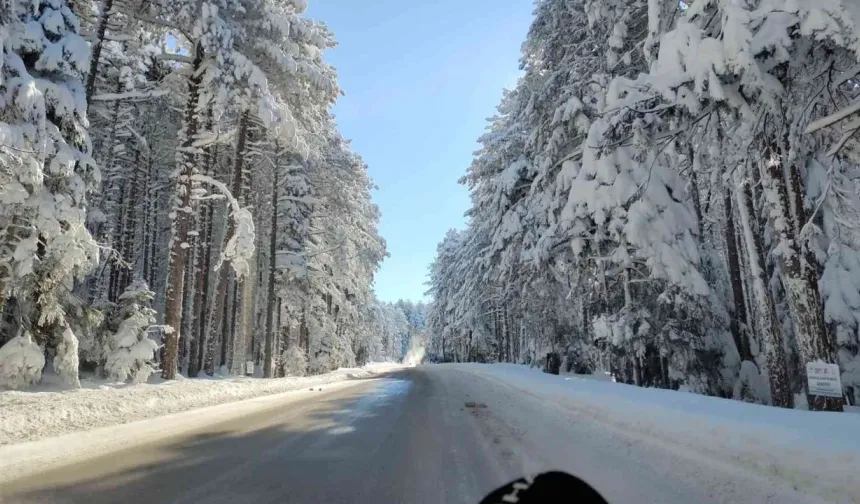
[149,0,291,378]
[0,0,391,388]
[0,0,99,387]
[650,0,860,410]
[0,331,45,388]
[102,280,158,383]
[426,0,860,410]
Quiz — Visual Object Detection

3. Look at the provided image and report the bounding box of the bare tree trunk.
[467,330,473,362]
[737,176,793,408]
[688,159,704,230]
[143,148,158,291]
[228,277,240,373]
[100,81,123,303]
[622,269,641,386]
[631,356,641,387]
[738,235,756,339]
[300,306,309,353]
[108,164,134,302]
[494,301,502,361]
[118,152,144,293]
[186,215,204,378]
[191,201,214,377]
[146,163,159,293]
[141,152,153,287]
[188,110,217,378]
[228,111,251,375]
[263,165,279,378]
[660,355,669,389]
[724,189,753,362]
[276,298,285,376]
[162,42,205,380]
[202,263,226,376]
[205,175,231,374]
[503,302,511,362]
[85,0,114,105]
[239,255,255,374]
[180,222,197,375]
[217,272,233,371]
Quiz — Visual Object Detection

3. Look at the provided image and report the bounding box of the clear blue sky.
[307,0,533,303]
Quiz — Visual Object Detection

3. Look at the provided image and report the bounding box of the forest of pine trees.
[0,0,418,386]
[427,0,860,411]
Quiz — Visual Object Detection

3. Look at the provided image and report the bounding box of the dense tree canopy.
[427,0,860,411]
[0,0,411,386]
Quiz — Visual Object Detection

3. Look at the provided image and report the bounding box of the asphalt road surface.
[0,367,825,504]
[1,369,512,504]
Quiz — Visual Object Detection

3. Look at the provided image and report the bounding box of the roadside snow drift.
[0,363,401,446]
[445,363,860,504]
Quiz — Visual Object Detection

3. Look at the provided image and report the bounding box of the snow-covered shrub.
[72,303,107,370]
[281,345,308,377]
[53,327,81,388]
[0,332,45,389]
[733,361,771,405]
[103,281,158,383]
[307,312,336,374]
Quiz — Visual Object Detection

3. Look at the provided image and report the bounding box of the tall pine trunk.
[118,152,144,293]
[203,266,226,376]
[761,153,843,411]
[84,0,113,105]
[724,189,753,362]
[187,110,216,378]
[204,202,230,375]
[737,176,793,408]
[503,302,511,363]
[180,222,198,374]
[228,277,240,372]
[228,111,250,375]
[162,42,205,379]
[221,276,234,369]
[263,163,279,378]
[190,200,214,377]
[142,150,157,289]
[108,161,134,302]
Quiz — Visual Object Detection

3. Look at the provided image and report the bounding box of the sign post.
[806,362,843,399]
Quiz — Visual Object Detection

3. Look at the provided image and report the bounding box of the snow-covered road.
[0,366,852,503]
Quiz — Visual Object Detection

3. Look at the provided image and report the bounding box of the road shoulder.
[0,376,385,485]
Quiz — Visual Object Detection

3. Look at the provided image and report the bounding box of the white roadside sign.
[245,361,255,376]
[806,362,843,398]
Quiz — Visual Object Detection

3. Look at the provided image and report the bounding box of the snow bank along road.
[1,365,855,504]
[0,364,402,446]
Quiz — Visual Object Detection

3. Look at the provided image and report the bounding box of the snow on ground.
[443,363,860,504]
[0,363,402,446]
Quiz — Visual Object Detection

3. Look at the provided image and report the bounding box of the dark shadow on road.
[1,375,414,504]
